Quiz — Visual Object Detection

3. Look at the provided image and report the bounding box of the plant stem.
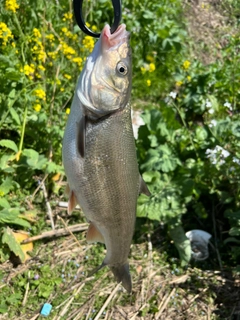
[18,104,28,156]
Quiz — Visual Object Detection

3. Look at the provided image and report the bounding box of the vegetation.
[0,0,239,318]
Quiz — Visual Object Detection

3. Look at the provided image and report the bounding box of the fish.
[62,23,150,293]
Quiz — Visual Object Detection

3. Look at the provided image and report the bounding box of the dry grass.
[1,216,240,320]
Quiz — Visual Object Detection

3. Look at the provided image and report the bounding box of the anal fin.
[86,222,105,244]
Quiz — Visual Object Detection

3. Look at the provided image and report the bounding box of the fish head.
[77,24,132,117]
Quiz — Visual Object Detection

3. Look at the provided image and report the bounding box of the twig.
[93,283,121,320]
[41,180,55,230]
[156,287,176,318]
[31,174,48,201]
[58,216,84,249]
[21,223,88,244]
[22,271,30,306]
[57,283,85,319]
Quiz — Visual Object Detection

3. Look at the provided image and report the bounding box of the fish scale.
[62,24,150,292]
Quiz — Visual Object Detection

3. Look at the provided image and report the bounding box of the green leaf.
[232,121,240,138]
[0,198,10,209]
[2,227,25,262]
[229,227,240,237]
[0,208,30,227]
[0,139,18,152]
[10,108,21,125]
[0,177,14,196]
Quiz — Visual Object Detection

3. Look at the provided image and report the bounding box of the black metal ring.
[73,0,122,38]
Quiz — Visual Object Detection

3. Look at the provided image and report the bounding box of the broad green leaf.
[0,198,10,209]
[0,139,18,152]
[2,227,25,262]
[0,177,14,196]
[0,208,30,227]
[22,149,39,167]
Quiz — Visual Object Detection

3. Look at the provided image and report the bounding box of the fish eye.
[116,62,128,76]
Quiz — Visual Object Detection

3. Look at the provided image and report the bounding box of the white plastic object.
[185,229,212,261]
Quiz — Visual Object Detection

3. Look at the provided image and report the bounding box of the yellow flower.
[56,79,61,85]
[141,66,147,74]
[63,12,73,21]
[5,0,19,12]
[46,34,55,42]
[72,57,83,67]
[38,65,45,71]
[146,55,154,62]
[61,27,68,34]
[149,63,156,72]
[0,22,13,46]
[92,25,98,32]
[33,28,41,38]
[176,81,183,87]
[183,60,191,70]
[187,76,191,81]
[60,87,64,92]
[33,104,41,112]
[64,74,71,80]
[65,108,70,114]
[23,64,35,79]
[34,88,46,101]
[60,42,76,57]
[146,79,151,87]
[82,36,95,52]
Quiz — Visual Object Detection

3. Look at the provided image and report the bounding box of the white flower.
[233,157,240,165]
[224,101,232,111]
[206,145,230,165]
[209,119,217,128]
[208,108,214,114]
[206,99,212,108]
[169,91,177,99]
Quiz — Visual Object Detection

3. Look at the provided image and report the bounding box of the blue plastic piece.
[40,303,52,317]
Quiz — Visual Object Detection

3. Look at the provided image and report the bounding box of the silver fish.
[62,24,150,293]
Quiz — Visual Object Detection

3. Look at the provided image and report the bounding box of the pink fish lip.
[101,24,129,50]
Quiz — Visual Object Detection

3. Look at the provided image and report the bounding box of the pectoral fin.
[139,175,151,196]
[76,115,86,158]
[86,222,105,244]
[68,190,78,214]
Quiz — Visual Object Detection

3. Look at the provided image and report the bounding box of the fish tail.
[110,263,132,293]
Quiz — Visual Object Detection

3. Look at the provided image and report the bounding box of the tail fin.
[110,263,132,293]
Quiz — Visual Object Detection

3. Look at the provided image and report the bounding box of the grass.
[0,203,240,319]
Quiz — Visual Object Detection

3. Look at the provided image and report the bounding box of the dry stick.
[41,180,55,230]
[22,271,30,306]
[21,223,88,244]
[93,282,121,320]
[58,215,84,249]
[28,314,39,320]
[31,174,48,201]
[57,283,85,319]
[156,287,176,318]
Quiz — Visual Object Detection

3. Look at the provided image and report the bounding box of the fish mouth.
[101,24,129,50]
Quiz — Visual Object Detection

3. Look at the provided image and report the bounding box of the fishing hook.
[73,0,122,38]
